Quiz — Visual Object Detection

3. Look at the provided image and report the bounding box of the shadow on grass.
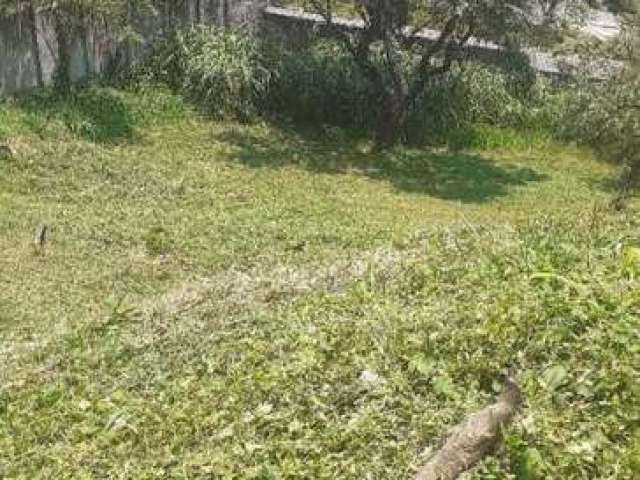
[215,126,549,203]
[17,86,136,144]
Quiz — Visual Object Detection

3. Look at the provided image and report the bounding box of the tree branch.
[307,0,383,89]
[406,14,461,108]
[307,0,356,55]
[415,370,522,480]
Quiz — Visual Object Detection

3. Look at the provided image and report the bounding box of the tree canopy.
[300,0,593,146]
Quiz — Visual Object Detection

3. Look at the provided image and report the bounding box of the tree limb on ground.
[415,370,523,480]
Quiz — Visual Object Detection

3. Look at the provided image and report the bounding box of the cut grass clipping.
[0,85,639,479]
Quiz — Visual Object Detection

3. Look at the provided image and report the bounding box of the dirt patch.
[142,245,420,318]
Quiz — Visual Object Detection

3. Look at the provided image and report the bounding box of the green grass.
[0,85,638,479]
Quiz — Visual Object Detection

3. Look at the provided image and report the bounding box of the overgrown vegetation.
[139,29,561,146]
[143,27,274,121]
[1,2,639,478]
[564,7,640,195]
[0,84,638,478]
[285,0,591,147]
[135,20,640,196]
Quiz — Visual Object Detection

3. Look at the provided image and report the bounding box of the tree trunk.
[375,85,409,148]
[415,372,522,480]
[374,34,410,148]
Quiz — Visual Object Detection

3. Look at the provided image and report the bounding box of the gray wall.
[0,0,266,97]
[0,16,42,96]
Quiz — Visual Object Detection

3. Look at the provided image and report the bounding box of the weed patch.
[0,85,636,479]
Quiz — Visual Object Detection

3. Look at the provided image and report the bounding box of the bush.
[144,27,273,121]
[140,30,569,147]
[265,41,559,145]
[407,62,567,147]
[558,13,640,193]
[563,74,640,191]
[265,40,374,131]
[265,40,564,146]
[11,83,186,143]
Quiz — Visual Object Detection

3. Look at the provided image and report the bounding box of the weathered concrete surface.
[582,8,620,40]
[0,0,265,97]
[0,17,41,96]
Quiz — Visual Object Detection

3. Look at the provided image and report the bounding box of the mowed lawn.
[1,86,638,479]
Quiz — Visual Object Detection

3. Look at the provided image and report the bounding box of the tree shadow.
[16,86,136,144]
[215,126,549,203]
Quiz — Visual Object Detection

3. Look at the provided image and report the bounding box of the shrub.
[144,27,273,121]
[265,40,564,146]
[407,62,566,147]
[563,74,640,191]
[141,31,568,148]
[558,12,640,194]
[265,40,374,131]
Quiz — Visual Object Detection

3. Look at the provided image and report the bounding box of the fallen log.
[415,369,523,480]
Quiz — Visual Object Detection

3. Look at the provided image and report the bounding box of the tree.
[566,1,640,198]
[305,0,586,147]
[598,4,640,192]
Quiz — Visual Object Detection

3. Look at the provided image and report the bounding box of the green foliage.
[143,226,173,256]
[518,448,545,480]
[144,27,273,121]
[562,74,640,191]
[408,62,565,148]
[622,245,640,278]
[558,9,640,193]
[138,30,570,150]
[628,431,640,473]
[266,40,374,131]
[9,83,186,143]
[260,40,563,148]
[0,84,636,478]
[285,0,594,146]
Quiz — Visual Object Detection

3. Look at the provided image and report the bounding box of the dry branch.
[415,370,523,480]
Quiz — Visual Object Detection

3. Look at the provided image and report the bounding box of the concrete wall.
[0,0,266,97]
[0,16,41,96]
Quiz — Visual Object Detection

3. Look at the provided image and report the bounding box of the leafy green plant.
[263,39,566,148]
[144,27,273,121]
[560,10,640,196]
[628,431,640,473]
[138,28,571,149]
[407,62,566,148]
[266,40,374,132]
[14,83,186,143]
[562,74,640,193]
[296,0,589,147]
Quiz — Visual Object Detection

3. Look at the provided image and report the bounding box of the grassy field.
[0,85,639,479]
